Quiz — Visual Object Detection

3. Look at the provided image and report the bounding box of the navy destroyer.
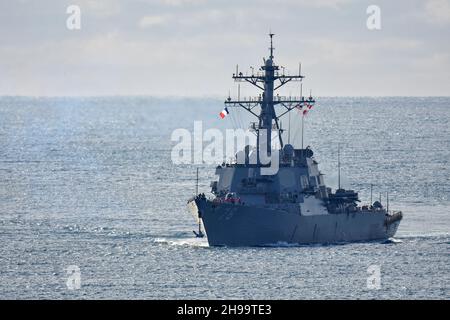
[188,34,402,246]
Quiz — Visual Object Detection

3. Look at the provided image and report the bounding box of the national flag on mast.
[307,104,313,110]
[219,107,229,119]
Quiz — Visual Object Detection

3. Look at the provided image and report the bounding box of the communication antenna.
[386,192,389,213]
[338,144,341,190]
[370,183,373,205]
[288,109,291,144]
[269,33,275,59]
[301,113,304,149]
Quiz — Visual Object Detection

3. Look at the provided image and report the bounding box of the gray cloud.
[0,0,449,96]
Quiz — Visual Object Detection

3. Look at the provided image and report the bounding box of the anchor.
[193,223,204,238]
[192,167,205,238]
[193,212,204,238]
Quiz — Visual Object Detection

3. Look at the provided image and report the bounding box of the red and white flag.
[303,109,308,116]
[219,107,229,119]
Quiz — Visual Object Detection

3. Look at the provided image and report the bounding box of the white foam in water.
[265,241,301,247]
[153,237,209,247]
[385,238,403,244]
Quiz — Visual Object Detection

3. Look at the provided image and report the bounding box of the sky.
[0,0,449,97]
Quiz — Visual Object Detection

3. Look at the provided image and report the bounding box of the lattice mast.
[225,34,315,163]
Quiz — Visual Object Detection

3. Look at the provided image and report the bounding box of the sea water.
[0,96,448,299]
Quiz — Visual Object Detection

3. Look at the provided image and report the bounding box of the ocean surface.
[0,96,448,299]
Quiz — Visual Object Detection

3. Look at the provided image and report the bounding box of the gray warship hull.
[189,199,401,246]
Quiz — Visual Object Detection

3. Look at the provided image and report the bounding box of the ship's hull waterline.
[188,200,401,247]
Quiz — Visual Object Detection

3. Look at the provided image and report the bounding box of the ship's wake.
[382,238,403,244]
[153,237,209,248]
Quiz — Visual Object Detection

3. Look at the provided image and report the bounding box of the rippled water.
[0,96,449,299]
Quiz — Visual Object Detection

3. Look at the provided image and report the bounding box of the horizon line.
[1,94,449,99]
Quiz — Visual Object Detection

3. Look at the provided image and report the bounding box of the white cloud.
[159,0,206,6]
[292,0,353,9]
[295,38,422,67]
[157,0,352,9]
[425,0,450,24]
[76,0,121,17]
[412,52,450,69]
[139,15,170,28]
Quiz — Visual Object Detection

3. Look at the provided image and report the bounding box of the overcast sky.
[0,0,449,96]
